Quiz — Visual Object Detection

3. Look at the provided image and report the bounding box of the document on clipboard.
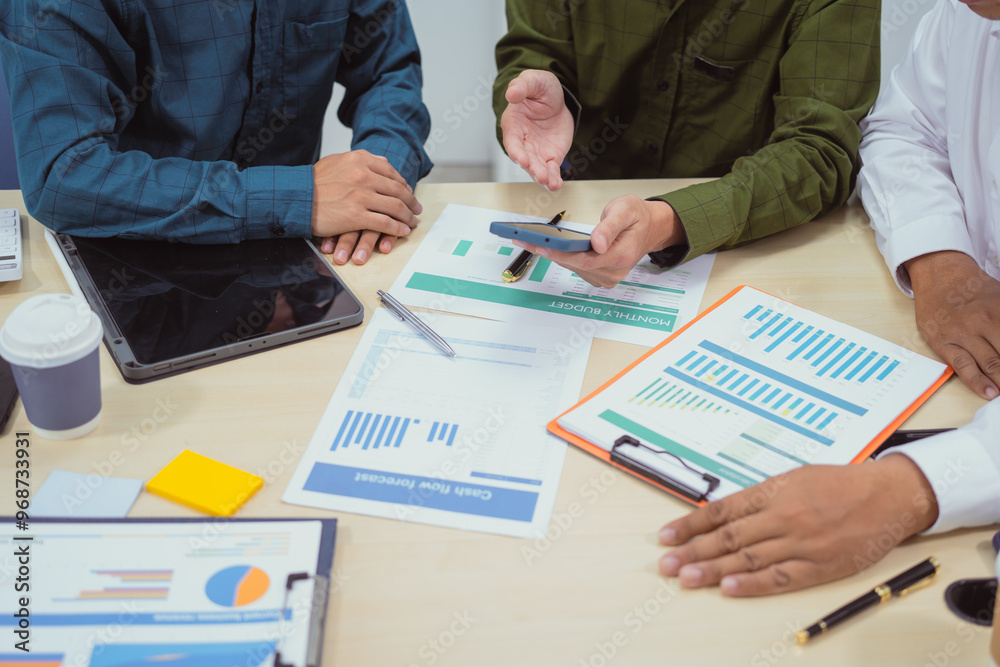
[549,286,953,506]
[0,517,336,667]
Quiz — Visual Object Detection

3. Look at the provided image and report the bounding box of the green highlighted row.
[561,292,680,315]
[404,273,677,332]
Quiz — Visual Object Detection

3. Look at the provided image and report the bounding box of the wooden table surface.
[0,181,993,666]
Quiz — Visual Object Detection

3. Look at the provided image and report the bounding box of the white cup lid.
[0,294,104,369]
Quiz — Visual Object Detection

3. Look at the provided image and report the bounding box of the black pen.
[871,428,953,458]
[797,557,940,643]
[501,210,566,283]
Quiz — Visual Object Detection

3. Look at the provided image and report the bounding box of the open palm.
[500,70,575,190]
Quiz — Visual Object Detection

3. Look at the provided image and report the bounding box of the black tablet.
[51,233,364,383]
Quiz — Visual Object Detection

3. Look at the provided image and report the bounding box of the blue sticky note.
[32,469,144,518]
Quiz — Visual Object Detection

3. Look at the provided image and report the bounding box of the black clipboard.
[610,436,721,503]
[17,516,337,667]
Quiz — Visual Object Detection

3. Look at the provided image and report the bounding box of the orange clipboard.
[547,285,954,507]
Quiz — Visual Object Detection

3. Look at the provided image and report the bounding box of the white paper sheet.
[558,286,949,501]
[283,309,591,538]
[389,204,715,347]
[32,469,143,518]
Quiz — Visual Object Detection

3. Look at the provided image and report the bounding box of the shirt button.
[256,81,264,94]
[645,141,658,155]
[657,79,670,92]
[272,224,285,237]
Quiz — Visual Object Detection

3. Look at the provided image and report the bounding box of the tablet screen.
[69,237,361,366]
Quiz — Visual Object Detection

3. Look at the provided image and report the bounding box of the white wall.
[320,0,507,168]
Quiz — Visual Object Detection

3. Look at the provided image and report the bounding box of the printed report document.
[551,286,952,503]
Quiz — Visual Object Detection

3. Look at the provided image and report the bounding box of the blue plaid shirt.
[0,0,432,242]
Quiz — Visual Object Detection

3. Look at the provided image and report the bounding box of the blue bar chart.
[742,305,902,384]
[330,410,461,450]
[557,286,951,505]
[664,339,866,444]
[427,421,459,446]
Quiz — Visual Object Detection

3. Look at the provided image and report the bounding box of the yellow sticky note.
[147,449,263,516]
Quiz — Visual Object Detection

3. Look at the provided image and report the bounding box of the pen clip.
[377,291,405,321]
[898,573,938,597]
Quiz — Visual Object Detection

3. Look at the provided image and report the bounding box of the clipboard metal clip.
[274,571,329,667]
[610,435,721,503]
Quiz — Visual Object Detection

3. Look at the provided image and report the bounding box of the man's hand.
[906,251,1000,400]
[312,150,423,265]
[500,70,575,190]
[512,196,685,288]
[657,456,938,597]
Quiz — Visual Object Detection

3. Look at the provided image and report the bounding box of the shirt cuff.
[653,181,735,265]
[879,215,978,296]
[558,86,583,181]
[352,136,429,190]
[244,165,314,240]
[880,426,1000,535]
[645,198,690,269]
[562,85,581,131]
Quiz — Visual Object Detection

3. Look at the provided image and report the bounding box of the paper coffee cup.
[0,294,104,439]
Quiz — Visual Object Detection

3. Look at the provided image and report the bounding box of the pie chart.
[205,565,269,607]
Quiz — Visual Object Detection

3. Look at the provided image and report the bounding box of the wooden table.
[1,181,994,666]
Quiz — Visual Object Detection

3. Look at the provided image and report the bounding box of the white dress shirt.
[858,0,1000,533]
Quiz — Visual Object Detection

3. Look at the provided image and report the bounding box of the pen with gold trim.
[797,557,940,643]
[501,210,565,283]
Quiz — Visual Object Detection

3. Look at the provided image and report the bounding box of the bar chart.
[741,304,901,384]
[557,285,951,504]
[629,377,730,413]
[57,570,173,602]
[670,339,866,444]
[330,410,458,451]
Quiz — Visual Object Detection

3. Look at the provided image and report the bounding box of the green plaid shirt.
[494,0,880,264]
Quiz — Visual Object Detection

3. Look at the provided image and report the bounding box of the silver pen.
[377,290,457,357]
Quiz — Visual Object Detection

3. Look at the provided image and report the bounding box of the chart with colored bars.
[56,570,173,602]
[670,340,863,444]
[331,409,459,450]
[630,378,731,414]
[556,286,951,501]
[741,304,902,384]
